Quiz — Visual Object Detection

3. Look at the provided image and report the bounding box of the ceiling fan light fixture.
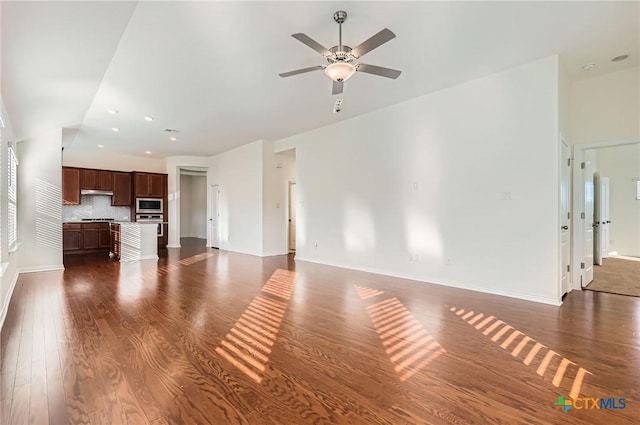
[324,62,356,82]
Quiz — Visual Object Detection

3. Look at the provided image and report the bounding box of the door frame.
[571,138,639,290]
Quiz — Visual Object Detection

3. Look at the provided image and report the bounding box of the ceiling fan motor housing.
[328,46,354,64]
[333,10,347,24]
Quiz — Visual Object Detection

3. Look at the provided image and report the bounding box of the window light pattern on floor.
[260,269,296,300]
[216,269,296,383]
[366,297,445,382]
[354,284,384,300]
[447,305,591,400]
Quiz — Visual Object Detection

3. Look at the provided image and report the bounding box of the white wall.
[210,140,264,256]
[17,128,64,272]
[593,144,640,257]
[275,56,561,305]
[63,147,167,172]
[179,174,207,238]
[559,60,571,143]
[571,66,640,146]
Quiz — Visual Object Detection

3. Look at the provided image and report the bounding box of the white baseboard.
[0,267,20,331]
[294,256,562,306]
[18,264,65,274]
[260,251,289,257]
[139,255,159,261]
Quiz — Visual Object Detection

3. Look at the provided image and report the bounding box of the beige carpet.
[585,257,640,297]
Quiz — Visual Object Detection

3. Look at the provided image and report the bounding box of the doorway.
[573,141,640,296]
[179,167,208,246]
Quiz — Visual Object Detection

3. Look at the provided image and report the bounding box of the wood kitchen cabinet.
[81,169,112,191]
[82,225,101,249]
[62,167,81,205]
[82,223,111,250]
[134,172,165,198]
[112,172,132,206]
[62,223,82,251]
[63,222,111,254]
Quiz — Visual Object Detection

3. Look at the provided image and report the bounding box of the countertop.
[64,221,128,224]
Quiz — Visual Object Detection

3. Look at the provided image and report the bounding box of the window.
[8,145,17,251]
[636,180,640,200]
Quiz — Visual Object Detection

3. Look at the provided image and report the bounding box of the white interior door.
[560,141,571,295]
[209,185,220,248]
[583,162,595,286]
[594,172,602,265]
[288,182,296,253]
[601,177,610,259]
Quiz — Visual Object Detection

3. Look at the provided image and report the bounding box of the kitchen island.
[110,222,158,262]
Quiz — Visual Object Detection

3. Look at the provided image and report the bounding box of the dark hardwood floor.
[2,238,639,424]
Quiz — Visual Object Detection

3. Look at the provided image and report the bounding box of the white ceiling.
[2,1,638,158]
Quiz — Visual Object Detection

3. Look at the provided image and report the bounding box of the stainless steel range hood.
[81,189,114,196]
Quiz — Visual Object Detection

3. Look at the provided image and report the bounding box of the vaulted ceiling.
[2,1,638,157]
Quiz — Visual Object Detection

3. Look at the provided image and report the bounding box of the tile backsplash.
[63,195,131,222]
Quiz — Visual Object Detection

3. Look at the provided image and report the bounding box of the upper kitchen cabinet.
[62,167,81,205]
[81,169,112,191]
[112,172,132,206]
[134,172,165,198]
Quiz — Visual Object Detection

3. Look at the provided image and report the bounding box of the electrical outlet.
[314,241,318,248]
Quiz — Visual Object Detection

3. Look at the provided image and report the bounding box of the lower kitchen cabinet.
[62,223,82,251]
[63,222,112,254]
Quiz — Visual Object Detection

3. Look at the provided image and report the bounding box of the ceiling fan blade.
[279,65,324,78]
[356,63,402,79]
[291,33,332,56]
[351,28,396,58]
[332,80,344,95]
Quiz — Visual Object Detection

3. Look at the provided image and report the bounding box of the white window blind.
[636,180,640,200]
[8,146,17,250]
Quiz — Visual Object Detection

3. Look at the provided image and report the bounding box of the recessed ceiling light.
[97,144,104,148]
[145,151,152,155]
[107,109,118,115]
[582,63,596,71]
[612,54,629,62]
[144,116,154,122]
[169,136,177,141]
[111,127,120,132]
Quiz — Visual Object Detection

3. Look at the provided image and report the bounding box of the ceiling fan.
[279,10,402,95]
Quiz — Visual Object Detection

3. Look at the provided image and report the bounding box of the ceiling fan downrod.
[334,10,347,52]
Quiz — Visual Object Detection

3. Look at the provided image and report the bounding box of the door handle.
[561,225,569,230]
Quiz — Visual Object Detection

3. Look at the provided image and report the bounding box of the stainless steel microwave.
[136,198,163,213]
